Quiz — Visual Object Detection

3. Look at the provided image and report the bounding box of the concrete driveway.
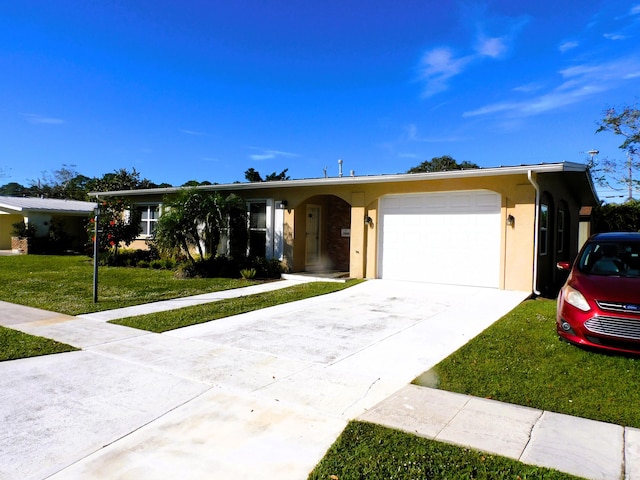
[0,280,528,479]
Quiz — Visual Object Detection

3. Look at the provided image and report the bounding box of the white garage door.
[378,190,501,287]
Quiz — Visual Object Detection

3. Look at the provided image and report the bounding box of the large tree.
[29,164,92,200]
[407,155,479,173]
[0,182,31,196]
[595,103,640,200]
[87,167,159,193]
[244,168,290,182]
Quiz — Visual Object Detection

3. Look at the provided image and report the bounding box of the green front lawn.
[0,255,258,315]
[0,326,77,361]
[415,297,640,428]
[111,280,362,332]
[309,421,581,480]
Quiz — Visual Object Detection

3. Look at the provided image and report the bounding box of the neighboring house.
[0,196,97,253]
[91,162,598,296]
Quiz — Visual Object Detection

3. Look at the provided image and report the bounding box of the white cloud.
[403,123,470,143]
[250,154,275,161]
[22,113,65,125]
[513,82,543,93]
[559,41,579,53]
[604,32,627,40]
[417,10,527,98]
[179,129,205,136]
[475,36,506,58]
[248,148,299,161]
[418,47,473,97]
[631,4,640,15]
[464,57,640,118]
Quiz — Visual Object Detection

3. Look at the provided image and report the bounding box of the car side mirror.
[556,261,572,271]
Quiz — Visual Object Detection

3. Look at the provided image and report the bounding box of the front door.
[305,205,321,270]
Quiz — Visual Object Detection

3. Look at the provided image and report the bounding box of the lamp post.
[93,206,99,303]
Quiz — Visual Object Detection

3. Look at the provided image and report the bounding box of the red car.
[556,232,640,354]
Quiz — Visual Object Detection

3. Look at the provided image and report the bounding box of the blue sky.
[1,1,639,200]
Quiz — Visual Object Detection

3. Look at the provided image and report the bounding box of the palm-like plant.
[154,189,246,263]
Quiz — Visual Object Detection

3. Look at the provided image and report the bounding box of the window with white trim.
[136,204,159,237]
[540,203,549,256]
[247,201,267,257]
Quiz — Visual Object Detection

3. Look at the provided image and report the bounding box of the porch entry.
[305,204,321,270]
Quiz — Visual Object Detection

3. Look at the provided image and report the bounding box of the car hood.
[570,272,640,302]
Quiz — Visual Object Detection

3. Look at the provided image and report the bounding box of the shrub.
[149,259,164,269]
[172,255,283,279]
[11,221,37,238]
[240,268,256,279]
[244,256,285,279]
[592,200,640,232]
[99,248,158,267]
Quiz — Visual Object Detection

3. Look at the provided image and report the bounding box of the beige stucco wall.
[0,213,23,249]
[110,170,591,292]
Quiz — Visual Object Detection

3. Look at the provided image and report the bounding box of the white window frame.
[540,203,549,256]
[246,199,277,258]
[136,204,160,238]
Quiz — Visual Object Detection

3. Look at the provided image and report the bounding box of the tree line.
[0,165,292,201]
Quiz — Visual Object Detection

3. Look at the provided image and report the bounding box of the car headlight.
[563,285,591,312]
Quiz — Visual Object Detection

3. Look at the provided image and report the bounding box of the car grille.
[596,300,640,314]
[585,315,640,341]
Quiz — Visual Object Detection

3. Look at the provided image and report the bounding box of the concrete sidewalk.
[361,384,639,480]
[0,280,634,479]
[78,279,303,322]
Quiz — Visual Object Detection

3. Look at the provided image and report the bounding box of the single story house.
[0,196,97,253]
[92,162,598,296]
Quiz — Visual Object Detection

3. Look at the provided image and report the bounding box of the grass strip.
[308,421,582,480]
[415,297,640,428]
[111,280,362,333]
[0,326,77,361]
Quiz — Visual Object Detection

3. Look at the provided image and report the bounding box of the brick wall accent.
[11,237,29,254]
[326,196,351,271]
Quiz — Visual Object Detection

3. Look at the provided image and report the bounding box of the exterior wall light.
[507,214,515,227]
[277,200,288,209]
[365,215,373,226]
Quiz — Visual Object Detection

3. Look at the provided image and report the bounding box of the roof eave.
[90,162,588,198]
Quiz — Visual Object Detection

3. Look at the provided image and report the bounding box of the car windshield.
[578,240,640,278]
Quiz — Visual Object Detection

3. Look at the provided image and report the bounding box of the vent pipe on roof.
[350,170,355,177]
[338,159,343,177]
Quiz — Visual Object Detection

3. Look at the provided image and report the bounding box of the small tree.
[89,197,142,255]
[595,103,640,200]
[407,155,479,173]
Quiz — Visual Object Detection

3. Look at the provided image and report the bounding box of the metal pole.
[629,154,633,201]
[93,207,99,303]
